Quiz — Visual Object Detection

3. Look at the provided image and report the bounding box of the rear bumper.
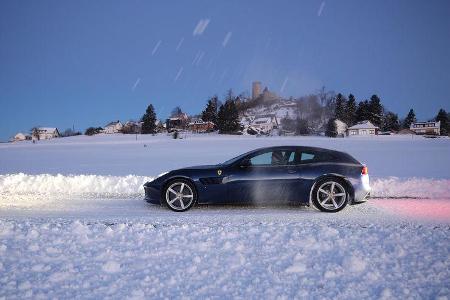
[352,175,371,204]
[144,185,162,205]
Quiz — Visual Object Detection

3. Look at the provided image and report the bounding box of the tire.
[312,178,349,213]
[163,179,197,212]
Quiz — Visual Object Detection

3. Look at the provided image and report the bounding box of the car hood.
[178,164,219,171]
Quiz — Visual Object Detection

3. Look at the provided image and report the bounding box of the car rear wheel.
[164,180,196,212]
[312,179,349,212]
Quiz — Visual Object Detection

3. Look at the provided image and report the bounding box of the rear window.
[291,150,335,164]
[300,152,315,162]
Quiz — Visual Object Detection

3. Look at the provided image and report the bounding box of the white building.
[14,132,29,141]
[188,119,215,133]
[35,128,60,140]
[103,121,123,134]
[410,121,440,135]
[347,121,379,136]
[251,115,279,133]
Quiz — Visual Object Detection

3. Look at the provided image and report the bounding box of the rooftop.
[348,121,379,130]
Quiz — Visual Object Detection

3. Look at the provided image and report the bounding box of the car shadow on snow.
[147,202,319,213]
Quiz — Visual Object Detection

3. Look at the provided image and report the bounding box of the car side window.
[301,152,315,162]
[249,150,294,166]
[249,151,273,166]
[285,151,296,164]
[292,151,316,164]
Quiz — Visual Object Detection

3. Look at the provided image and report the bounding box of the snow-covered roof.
[37,127,58,133]
[410,121,440,128]
[104,121,122,127]
[170,113,188,121]
[188,120,214,126]
[251,114,278,125]
[412,121,440,125]
[348,121,379,130]
[252,117,272,125]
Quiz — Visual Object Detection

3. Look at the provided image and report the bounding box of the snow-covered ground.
[1,133,449,178]
[1,134,450,298]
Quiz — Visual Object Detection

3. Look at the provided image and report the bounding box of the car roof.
[222,145,360,165]
[251,145,335,153]
[248,146,359,163]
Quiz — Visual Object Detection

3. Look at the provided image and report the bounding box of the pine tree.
[346,94,357,126]
[31,127,40,140]
[141,104,157,134]
[325,118,337,137]
[382,112,400,132]
[355,100,370,122]
[435,108,448,136]
[201,96,218,126]
[217,99,240,133]
[334,93,347,122]
[295,118,310,135]
[368,94,383,127]
[402,109,416,129]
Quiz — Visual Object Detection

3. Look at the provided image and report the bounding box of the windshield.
[221,149,257,166]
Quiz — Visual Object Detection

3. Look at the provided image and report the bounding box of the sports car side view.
[144,146,371,212]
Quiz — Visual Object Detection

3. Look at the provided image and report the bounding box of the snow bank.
[1,174,449,209]
[0,173,152,197]
[371,177,450,199]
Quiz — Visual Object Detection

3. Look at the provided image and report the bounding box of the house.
[155,120,166,132]
[410,121,440,135]
[34,128,60,140]
[103,121,123,134]
[122,121,141,134]
[347,121,379,136]
[398,128,415,135]
[188,120,215,133]
[166,113,189,131]
[14,132,30,141]
[250,114,279,133]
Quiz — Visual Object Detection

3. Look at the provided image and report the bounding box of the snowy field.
[1,134,450,299]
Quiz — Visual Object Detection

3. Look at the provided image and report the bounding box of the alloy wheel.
[316,181,347,211]
[165,181,195,211]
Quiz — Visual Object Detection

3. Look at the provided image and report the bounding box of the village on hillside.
[12,81,449,142]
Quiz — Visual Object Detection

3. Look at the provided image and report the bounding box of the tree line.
[327,92,449,136]
[99,88,449,137]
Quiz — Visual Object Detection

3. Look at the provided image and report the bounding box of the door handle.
[287,169,297,174]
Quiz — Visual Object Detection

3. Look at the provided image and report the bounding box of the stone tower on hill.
[252,81,261,100]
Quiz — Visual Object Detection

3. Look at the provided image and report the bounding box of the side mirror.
[240,158,251,168]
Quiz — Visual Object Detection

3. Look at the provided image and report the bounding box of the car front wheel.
[312,179,349,212]
[164,179,197,212]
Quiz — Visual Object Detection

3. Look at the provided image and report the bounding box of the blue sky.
[0,0,449,140]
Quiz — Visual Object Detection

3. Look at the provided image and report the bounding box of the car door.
[225,149,298,203]
[286,149,320,202]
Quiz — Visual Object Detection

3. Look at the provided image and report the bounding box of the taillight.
[361,166,368,175]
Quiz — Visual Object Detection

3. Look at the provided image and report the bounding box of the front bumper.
[144,185,162,204]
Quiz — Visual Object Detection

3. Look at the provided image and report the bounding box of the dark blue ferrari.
[144,146,371,212]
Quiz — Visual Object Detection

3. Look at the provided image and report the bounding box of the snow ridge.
[1,174,449,202]
[371,177,450,199]
[0,173,153,198]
